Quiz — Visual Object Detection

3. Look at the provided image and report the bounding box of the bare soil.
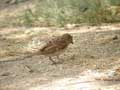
[0,24,120,90]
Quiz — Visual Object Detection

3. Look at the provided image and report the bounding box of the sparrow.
[0,33,73,64]
[36,33,73,64]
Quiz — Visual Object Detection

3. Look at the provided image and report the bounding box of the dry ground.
[0,24,120,90]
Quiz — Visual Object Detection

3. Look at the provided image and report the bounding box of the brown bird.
[36,33,73,64]
[0,33,73,64]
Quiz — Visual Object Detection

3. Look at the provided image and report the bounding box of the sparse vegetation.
[0,0,120,26]
[20,0,120,27]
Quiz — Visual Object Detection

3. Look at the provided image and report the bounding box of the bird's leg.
[56,55,60,60]
[56,55,63,63]
[48,56,57,64]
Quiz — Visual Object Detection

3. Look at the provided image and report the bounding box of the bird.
[34,33,73,64]
[0,33,73,64]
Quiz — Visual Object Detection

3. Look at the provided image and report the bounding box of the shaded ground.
[0,24,120,90]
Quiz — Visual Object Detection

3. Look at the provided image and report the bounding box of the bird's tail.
[0,52,38,63]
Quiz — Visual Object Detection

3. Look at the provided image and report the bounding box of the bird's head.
[62,33,73,44]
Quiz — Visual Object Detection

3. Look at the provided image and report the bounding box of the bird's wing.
[40,44,59,54]
[40,40,66,54]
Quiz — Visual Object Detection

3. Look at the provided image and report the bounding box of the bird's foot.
[57,60,63,64]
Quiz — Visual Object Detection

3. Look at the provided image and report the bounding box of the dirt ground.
[0,24,120,90]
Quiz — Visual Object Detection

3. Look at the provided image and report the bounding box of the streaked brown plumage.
[0,33,73,64]
[32,33,72,64]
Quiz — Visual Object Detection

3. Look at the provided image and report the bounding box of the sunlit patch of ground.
[0,24,120,90]
[29,69,120,90]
